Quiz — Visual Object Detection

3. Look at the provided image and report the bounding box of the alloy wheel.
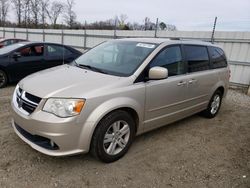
[210,94,221,115]
[103,120,130,155]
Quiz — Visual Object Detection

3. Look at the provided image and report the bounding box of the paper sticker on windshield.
[136,43,155,49]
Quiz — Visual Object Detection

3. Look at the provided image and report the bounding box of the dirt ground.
[0,86,249,188]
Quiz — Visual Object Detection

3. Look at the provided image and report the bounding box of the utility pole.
[211,17,217,43]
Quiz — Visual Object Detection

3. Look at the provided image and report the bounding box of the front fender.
[78,97,144,152]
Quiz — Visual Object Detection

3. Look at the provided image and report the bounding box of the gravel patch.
[0,86,249,188]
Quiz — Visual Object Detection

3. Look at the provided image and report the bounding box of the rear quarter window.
[46,45,73,57]
[209,46,227,68]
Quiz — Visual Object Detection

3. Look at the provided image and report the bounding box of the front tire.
[90,110,136,163]
[202,90,223,118]
[0,69,7,88]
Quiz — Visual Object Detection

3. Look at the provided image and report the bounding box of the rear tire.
[0,69,7,88]
[90,110,136,163]
[202,90,223,118]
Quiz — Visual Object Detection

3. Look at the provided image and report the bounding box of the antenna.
[211,17,217,43]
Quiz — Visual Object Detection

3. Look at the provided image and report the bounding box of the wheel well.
[0,68,8,82]
[120,107,139,132]
[0,67,9,79]
[103,107,139,133]
[217,86,225,97]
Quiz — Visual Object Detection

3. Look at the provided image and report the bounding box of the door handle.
[188,79,197,84]
[177,81,187,86]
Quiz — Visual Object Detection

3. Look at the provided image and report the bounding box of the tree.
[159,22,166,30]
[118,14,127,26]
[23,0,31,26]
[30,0,40,27]
[130,22,143,30]
[47,1,64,28]
[166,24,177,31]
[144,17,155,30]
[40,0,49,27]
[12,0,23,26]
[117,14,129,30]
[0,0,10,26]
[64,0,76,28]
[144,17,151,30]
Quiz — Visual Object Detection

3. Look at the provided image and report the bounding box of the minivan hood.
[19,65,128,98]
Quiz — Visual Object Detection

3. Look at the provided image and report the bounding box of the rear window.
[46,45,72,57]
[184,45,210,73]
[209,46,227,68]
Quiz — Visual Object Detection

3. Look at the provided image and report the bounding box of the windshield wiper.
[76,63,107,74]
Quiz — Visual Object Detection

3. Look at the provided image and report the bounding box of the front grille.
[18,87,23,94]
[15,123,59,150]
[15,86,42,115]
[25,92,41,104]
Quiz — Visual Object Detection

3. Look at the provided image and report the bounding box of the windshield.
[0,43,26,55]
[75,40,157,76]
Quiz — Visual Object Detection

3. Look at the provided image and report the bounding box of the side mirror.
[148,66,168,80]
[12,52,21,59]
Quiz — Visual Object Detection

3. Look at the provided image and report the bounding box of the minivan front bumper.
[11,99,89,156]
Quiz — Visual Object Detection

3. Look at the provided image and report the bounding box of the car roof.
[118,38,170,44]
[0,41,71,55]
[117,37,219,47]
[0,38,27,41]
[16,41,64,45]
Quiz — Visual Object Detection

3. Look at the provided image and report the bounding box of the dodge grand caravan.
[11,38,230,163]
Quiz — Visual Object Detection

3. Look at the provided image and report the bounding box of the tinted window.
[0,43,26,55]
[3,40,12,46]
[209,47,227,68]
[184,45,209,73]
[46,45,72,57]
[150,46,185,76]
[18,45,44,57]
[11,39,18,44]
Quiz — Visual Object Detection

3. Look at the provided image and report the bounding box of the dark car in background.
[0,38,28,48]
[0,42,82,88]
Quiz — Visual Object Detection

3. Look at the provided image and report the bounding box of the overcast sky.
[7,0,250,31]
[71,0,250,31]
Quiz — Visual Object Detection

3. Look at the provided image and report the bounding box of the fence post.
[3,27,5,38]
[154,18,159,38]
[84,21,87,49]
[61,29,64,44]
[114,18,117,39]
[26,28,29,40]
[211,17,217,43]
[14,27,16,38]
[43,28,45,42]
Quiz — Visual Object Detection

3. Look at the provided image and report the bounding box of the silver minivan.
[11,38,230,162]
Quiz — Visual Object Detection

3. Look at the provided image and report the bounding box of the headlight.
[43,98,85,117]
